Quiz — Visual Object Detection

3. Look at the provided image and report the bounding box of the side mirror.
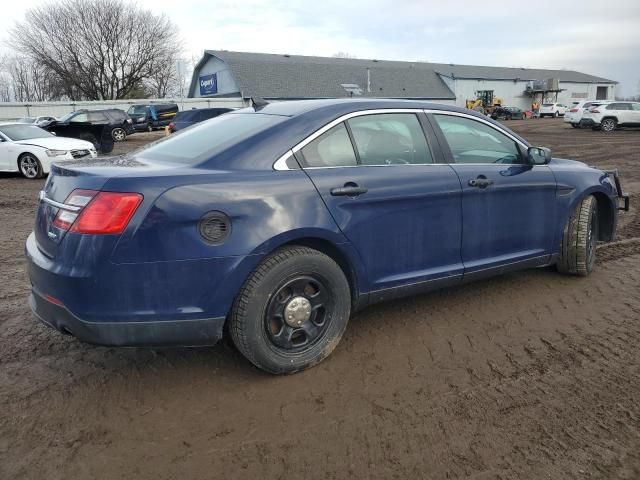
[527,146,552,165]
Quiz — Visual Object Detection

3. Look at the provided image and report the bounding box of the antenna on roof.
[251,97,269,110]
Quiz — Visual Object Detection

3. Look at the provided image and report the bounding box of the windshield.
[137,113,285,164]
[128,106,149,115]
[0,124,53,141]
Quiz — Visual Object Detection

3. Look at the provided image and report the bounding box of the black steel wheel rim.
[264,275,333,353]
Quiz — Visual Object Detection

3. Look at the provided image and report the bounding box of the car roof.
[230,98,482,118]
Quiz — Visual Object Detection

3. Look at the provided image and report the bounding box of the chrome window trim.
[424,109,528,149]
[272,109,425,170]
[273,150,295,171]
[272,108,531,170]
[38,190,82,212]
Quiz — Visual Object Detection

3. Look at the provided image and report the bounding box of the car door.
[298,111,463,298]
[0,132,14,171]
[428,112,557,279]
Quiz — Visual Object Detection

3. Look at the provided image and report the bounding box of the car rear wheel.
[557,195,598,276]
[571,123,580,128]
[111,127,126,142]
[18,154,44,179]
[601,118,617,132]
[76,132,99,150]
[230,246,351,374]
[554,111,559,118]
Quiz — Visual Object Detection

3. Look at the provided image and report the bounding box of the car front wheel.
[18,154,44,179]
[230,246,351,374]
[557,195,598,276]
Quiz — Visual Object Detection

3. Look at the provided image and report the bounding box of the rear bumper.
[29,288,225,347]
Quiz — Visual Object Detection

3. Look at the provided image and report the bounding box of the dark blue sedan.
[25,99,629,374]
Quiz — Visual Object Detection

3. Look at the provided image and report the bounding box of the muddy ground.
[1,121,639,479]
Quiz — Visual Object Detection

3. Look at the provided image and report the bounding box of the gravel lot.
[1,121,639,479]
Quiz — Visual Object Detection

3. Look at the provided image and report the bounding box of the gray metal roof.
[431,63,616,84]
[195,51,617,100]
[202,50,456,99]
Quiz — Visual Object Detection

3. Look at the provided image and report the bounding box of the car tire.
[571,123,579,128]
[111,127,126,142]
[76,132,99,150]
[147,124,153,133]
[554,111,559,118]
[600,118,617,132]
[230,246,351,374]
[557,195,598,276]
[18,153,44,179]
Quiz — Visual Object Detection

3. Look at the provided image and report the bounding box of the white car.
[539,103,568,118]
[0,123,97,179]
[564,100,610,128]
[17,116,57,127]
[581,101,640,132]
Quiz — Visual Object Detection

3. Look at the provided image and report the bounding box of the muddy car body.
[25,99,629,374]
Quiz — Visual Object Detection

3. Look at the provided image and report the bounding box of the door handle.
[330,185,368,197]
[468,178,494,188]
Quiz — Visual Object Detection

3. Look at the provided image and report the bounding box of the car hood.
[14,136,95,150]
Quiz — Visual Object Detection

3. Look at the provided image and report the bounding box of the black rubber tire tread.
[76,132,99,150]
[230,246,351,374]
[557,195,597,276]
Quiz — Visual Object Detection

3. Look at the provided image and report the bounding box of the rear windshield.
[137,113,285,164]
[0,124,52,140]
[542,103,554,107]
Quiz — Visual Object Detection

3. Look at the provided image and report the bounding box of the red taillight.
[168,122,175,131]
[570,108,578,112]
[591,109,600,113]
[52,189,97,230]
[71,192,143,234]
[52,189,143,234]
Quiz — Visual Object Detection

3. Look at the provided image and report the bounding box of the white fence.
[0,97,246,120]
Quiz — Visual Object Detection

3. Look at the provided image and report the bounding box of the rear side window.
[137,113,284,164]
[632,103,640,111]
[88,111,109,122]
[608,103,630,110]
[301,123,357,168]
[433,114,523,165]
[347,113,432,165]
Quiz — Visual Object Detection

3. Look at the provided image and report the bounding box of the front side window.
[300,123,357,168]
[347,113,432,165]
[69,113,88,122]
[434,114,523,164]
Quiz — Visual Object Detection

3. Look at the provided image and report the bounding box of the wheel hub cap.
[284,296,312,327]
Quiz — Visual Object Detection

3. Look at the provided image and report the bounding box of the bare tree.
[10,0,182,100]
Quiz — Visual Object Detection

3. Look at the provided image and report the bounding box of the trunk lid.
[34,156,159,258]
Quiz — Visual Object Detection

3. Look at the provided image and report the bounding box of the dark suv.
[168,108,233,133]
[48,109,135,141]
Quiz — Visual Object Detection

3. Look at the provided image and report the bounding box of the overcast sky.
[3,0,639,96]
